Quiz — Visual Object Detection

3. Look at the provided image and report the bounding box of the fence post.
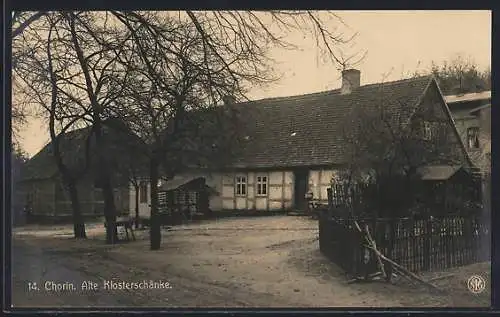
[423,215,432,271]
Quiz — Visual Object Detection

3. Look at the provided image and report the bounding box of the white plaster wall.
[235,197,247,210]
[269,186,282,200]
[205,173,223,211]
[283,171,294,201]
[130,169,310,213]
[269,201,282,210]
[308,170,321,200]
[269,171,283,185]
[255,197,267,210]
[222,185,234,199]
[307,169,338,203]
[222,199,235,210]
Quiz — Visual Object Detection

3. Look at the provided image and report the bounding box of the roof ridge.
[239,75,432,106]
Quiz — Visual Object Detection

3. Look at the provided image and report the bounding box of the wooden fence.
[319,214,490,277]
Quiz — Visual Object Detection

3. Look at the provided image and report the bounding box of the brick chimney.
[222,95,236,105]
[340,69,361,95]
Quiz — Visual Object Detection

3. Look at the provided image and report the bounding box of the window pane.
[262,184,267,195]
[242,184,246,195]
[262,177,267,183]
[242,177,246,183]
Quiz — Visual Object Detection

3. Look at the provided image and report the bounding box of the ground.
[11,216,491,308]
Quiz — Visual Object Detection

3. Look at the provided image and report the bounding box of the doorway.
[294,169,309,211]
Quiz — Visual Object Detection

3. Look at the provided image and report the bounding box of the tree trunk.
[66,179,87,239]
[93,122,119,245]
[53,148,87,239]
[134,184,140,229]
[101,175,118,244]
[150,158,161,250]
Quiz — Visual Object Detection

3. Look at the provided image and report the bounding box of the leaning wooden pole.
[364,223,387,280]
[363,244,445,294]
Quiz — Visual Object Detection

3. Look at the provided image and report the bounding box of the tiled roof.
[22,76,437,178]
[20,127,93,181]
[213,76,433,169]
[20,120,146,182]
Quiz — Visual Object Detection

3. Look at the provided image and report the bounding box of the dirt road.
[10,216,490,308]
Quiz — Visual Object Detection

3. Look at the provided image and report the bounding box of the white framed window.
[235,175,247,196]
[256,175,268,196]
[467,127,480,149]
[423,121,433,140]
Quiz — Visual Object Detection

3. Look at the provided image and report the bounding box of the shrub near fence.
[319,213,490,277]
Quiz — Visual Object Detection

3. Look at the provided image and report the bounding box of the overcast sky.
[18,10,491,157]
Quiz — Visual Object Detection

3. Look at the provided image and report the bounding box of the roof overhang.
[416,165,466,181]
[469,103,491,115]
[444,91,491,104]
[158,175,218,195]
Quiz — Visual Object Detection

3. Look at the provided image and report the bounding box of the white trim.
[255,174,269,197]
[234,174,248,197]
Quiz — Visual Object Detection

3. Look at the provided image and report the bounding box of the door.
[294,169,309,211]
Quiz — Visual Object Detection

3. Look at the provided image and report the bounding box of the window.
[423,121,433,140]
[467,127,480,149]
[256,175,268,196]
[139,181,148,203]
[235,175,247,196]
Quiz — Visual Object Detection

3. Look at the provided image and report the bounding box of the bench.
[104,217,136,241]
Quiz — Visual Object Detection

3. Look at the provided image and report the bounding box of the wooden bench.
[104,217,136,242]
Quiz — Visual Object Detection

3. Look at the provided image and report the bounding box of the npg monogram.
[467,275,486,294]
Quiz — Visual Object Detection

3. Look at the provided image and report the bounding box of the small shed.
[416,164,481,216]
[158,176,218,221]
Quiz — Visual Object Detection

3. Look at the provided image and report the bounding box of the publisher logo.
[467,275,486,294]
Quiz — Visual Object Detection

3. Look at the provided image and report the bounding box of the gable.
[410,79,473,168]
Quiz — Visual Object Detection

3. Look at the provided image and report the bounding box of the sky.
[17,10,491,157]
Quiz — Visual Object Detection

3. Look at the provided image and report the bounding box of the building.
[444,91,491,246]
[444,91,491,171]
[17,124,132,222]
[132,70,474,218]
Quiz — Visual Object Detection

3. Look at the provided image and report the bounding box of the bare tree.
[428,55,490,95]
[341,78,468,213]
[336,75,477,265]
[13,10,361,249]
[13,14,95,237]
[106,11,362,250]
[12,12,135,242]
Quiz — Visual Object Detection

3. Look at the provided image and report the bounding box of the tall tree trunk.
[101,173,118,244]
[67,12,117,244]
[94,121,118,244]
[134,184,140,229]
[150,157,161,250]
[46,20,86,239]
[66,179,87,238]
[52,141,87,239]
